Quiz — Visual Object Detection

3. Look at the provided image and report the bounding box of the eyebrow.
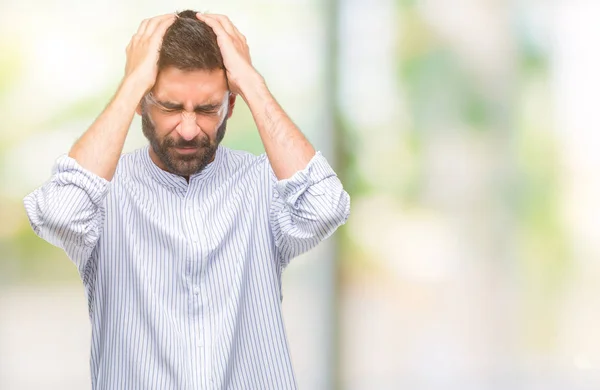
[155,100,223,112]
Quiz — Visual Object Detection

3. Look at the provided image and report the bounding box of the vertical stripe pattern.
[23,145,350,390]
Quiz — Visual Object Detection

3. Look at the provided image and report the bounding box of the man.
[23,10,350,390]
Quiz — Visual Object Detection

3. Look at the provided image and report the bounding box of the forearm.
[68,77,147,181]
[270,153,351,262]
[241,75,315,180]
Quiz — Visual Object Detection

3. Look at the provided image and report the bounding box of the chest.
[94,170,280,321]
[104,172,274,262]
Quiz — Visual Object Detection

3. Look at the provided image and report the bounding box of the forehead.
[153,67,228,103]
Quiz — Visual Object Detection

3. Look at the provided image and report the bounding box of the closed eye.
[158,107,181,114]
[195,108,221,116]
[151,98,224,116]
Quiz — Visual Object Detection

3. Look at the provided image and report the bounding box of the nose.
[176,112,201,141]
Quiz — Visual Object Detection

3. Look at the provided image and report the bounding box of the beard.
[141,111,227,177]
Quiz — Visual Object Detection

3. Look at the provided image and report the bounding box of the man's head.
[140,10,235,178]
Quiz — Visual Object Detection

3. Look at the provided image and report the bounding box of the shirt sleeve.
[269,151,351,267]
[23,155,110,273]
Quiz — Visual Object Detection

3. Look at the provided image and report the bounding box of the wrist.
[121,73,153,98]
[117,75,151,108]
[237,70,268,102]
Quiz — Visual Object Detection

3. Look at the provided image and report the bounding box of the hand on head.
[196,13,260,97]
[124,14,178,93]
[125,11,262,104]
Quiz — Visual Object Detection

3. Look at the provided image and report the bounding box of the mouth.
[173,146,200,155]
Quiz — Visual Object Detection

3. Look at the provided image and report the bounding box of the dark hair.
[158,10,224,72]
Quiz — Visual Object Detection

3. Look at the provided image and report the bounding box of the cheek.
[193,117,222,136]
[198,119,218,132]
[152,116,179,137]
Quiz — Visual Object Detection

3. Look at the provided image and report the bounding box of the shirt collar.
[140,144,224,191]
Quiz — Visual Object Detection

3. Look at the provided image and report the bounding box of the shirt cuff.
[274,152,336,206]
[52,155,110,205]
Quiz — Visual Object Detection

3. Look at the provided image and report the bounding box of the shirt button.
[193,286,200,295]
[196,338,203,348]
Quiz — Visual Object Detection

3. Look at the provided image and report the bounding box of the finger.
[149,14,177,44]
[197,13,233,39]
[204,14,237,38]
[127,32,141,53]
[144,13,177,38]
[231,24,247,44]
[217,15,248,44]
[137,18,150,36]
[235,28,247,44]
[202,14,247,46]
[196,13,233,44]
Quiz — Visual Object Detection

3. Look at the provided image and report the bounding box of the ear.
[227,93,237,119]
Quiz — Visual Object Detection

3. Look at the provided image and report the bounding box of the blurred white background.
[2,0,600,389]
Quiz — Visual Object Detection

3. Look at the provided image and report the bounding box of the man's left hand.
[196,13,263,99]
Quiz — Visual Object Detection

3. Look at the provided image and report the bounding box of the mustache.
[164,136,210,149]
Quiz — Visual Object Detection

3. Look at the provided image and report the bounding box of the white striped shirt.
[23,145,350,390]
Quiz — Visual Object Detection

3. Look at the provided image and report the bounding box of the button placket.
[184,197,201,250]
[185,198,202,296]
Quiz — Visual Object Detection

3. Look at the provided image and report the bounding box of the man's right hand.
[124,14,177,93]
[67,14,176,180]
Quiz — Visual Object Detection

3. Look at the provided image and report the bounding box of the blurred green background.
[2,0,600,389]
